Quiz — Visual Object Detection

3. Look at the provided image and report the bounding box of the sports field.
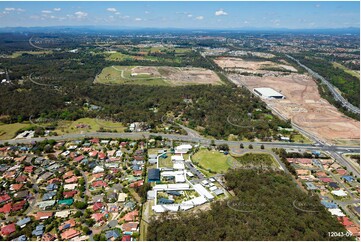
[192,149,235,173]
[94,65,223,86]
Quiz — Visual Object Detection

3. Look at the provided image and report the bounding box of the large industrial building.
[253,87,285,99]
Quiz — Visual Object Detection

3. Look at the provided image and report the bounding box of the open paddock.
[94,65,224,86]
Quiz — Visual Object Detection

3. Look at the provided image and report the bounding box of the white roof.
[176,144,192,149]
[209,186,218,191]
[55,210,71,218]
[254,87,284,97]
[173,163,185,170]
[186,172,194,177]
[168,183,190,190]
[331,190,348,197]
[191,196,207,205]
[328,208,345,217]
[152,204,179,213]
[194,184,214,200]
[153,184,168,190]
[171,155,184,161]
[175,174,186,183]
[93,166,104,174]
[64,183,77,190]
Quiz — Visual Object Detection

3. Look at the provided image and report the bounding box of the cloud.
[42,10,52,14]
[187,14,193,18]
[107,8,117,12]
[315,4,321,8]
[53,8,61,11]
[135,17,142,21]
[195,16,204,20]
[215,9,228,16]
[74,11,88,18]
[4,8,25,12]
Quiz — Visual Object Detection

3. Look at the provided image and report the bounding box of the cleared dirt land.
[229,73,360,145]
[94,65,223,86]
[214,57,298,73]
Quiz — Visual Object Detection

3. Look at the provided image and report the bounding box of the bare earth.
[229,73,360,146]
[214,57,298,72]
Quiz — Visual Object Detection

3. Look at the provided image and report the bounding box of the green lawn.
[0,123,31,140]
[8,50,53,58]
[192,149,234,173]
[94,66,169,86]
[54,118,125,135]
[158,153,173,168]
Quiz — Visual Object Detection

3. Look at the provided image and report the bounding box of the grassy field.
[0,123,31,140]
[233,152,277,167]
[53,118,126,135]
[192,149,235,173]
[158,153,173,168]
[332,62,360,79]
[8,50,53,58]
[94,66,169,86]
[292,134,312,144]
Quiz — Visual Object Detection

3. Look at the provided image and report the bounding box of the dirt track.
[229,73,360,145]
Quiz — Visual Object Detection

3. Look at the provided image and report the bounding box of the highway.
[286,55,360,114]
[1,130,359,176]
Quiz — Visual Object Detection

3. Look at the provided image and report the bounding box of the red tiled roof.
[319,177,333,183]
[120,210,139,222]
[129,180,143,188]
[16,175,28,183]
[93,202,103,211]
[90,138,99,143]
[92,180,107,188]
[122,235,132,241]
[65,176,78,184]
[0,203,12,213]
[1,223,16,236]
[121,222,139,232]
[92,213,105,222]
[60,228,80,240]
[63,190,77,198]
[24,166,34,173]
[59,219,76,231]
[346,226,360,237]
[12,200,26,212]
[74,155,85,162]
[63,171,74,179]
[34,211,53,220]
[98,152,106,159]
[0,194,11,203]
[11,184,24,191]
[48,178,62,184]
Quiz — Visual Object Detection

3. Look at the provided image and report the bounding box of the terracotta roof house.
[65,176,78,184]
[129,180,144,188]
[74,155,85,163]
[319,177,334,183]
[92,180,108,188]
[59,219,76,231]
[121,222,139,233]
[24,166,34,173]
[63,190,77,198]
[0,203,12,213]
[338,217,355,227]
[93,202,104,211]
[120,210,139,222]
[47,178,62,184]
[92,213,105,222]
[122,235,132,241]
[60,228,80,240]
[0,194,11,204]
[10,184,24,191]
[89,151,98,157]
[12,200,26,211]
[336,169,348,176]
[16,175,28,183]
[98,152,106,160]
[33,211,53,220]
[1,223,16,236]
[90,138,100,144]
[63,171,74,179]
[346,226,360,237]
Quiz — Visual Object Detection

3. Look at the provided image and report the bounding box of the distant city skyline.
[0,1,359,29]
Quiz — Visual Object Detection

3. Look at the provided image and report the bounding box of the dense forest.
[147,169,352,241]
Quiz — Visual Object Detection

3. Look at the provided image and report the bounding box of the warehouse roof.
[254,87,284,98]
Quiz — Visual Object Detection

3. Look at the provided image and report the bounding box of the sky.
[0,1,359,29]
